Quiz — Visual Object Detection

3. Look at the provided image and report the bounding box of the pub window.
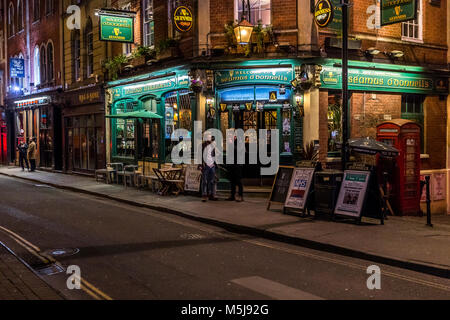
[282,107,291,153]
[402,0,422,42]
[33,46,40,85]
[164,90,192,139]
[142,120,160,159]
[72,30,81,82]
[46,0,54,15]
[40,45,47,84]
[401,94,425,153]
[327,92,342,155]
[33,0,40,21]
[122,4,132,55]
[235,0,271,26]
[85,18,94,77]
[114,101,136,158]
[8,3,14,37]
[47,42,54,82]
[143,0,154,47]
[17,0,23,32]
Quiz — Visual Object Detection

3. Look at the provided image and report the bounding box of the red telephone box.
[377,119,421,216]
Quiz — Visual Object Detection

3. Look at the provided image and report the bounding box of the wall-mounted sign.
[314,0,334,28]
[327,0,342,31]
[99,13,134,43]
[215,68,292,87]
[321,64,448,94]
[10,58,25,78]
[15,96,51,108]
[380,0,416,26]
[269,91,277,102]
[173,6,193,33]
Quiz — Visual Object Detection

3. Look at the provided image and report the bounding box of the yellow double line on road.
[0,225,112,300]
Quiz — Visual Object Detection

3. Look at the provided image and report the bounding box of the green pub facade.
[105,67,194,166]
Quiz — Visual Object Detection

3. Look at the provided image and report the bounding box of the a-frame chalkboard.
[267,166,295,210]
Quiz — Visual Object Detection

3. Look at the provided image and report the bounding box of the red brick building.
[2,0,64,170]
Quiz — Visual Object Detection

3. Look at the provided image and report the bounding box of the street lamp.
[234,0,253,45]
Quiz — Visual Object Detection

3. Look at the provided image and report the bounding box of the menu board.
[268,166,294,209]
[284,168,315,212]
[184,164,202,192]
[334,170,370,218]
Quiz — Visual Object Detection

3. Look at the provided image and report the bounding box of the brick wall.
[350,92,402,139]
[320,0,448,67]
[423,96,447,169]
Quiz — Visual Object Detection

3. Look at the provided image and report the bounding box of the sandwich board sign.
[334,170,370,219]
[284,167,315,215]
[267,166,294,210]
[184,164,202,192]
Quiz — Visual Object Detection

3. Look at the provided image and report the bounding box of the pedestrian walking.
[226,136,244,202]
[17,140,29,171]
[200,135,218,202]
[27,137,37,172]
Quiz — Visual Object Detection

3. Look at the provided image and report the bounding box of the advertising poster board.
[268,166,294,210]
[432,172,446,201]
[184,164,202,192]
[334,170,370,218]
[284,168,315,213]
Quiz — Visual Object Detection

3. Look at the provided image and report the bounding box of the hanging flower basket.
[190,79,204,93]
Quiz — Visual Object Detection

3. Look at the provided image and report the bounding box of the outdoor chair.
[123,165,138,188]
[109,163,124,184]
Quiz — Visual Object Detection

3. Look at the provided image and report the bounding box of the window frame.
[72,30,81,82]
[85,18,94,78]
[46,41,54,82]
[40,44,47,84]
[401,0,423,43]
[143,0,155,48]
[33,0,40,22]
[8,3,15,38]
[234,0,272,26]
[33,46,40,86]
[17,0,23,32]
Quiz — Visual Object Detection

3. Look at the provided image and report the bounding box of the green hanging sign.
[99,14,134,43]
[380,0,417,26]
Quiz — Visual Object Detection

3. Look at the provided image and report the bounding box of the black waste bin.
[314,170,344,215]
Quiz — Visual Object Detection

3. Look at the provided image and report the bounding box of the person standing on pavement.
[200,135,218,202]
[226,136,244,202]
[27,137,37,172]
[17,140,29,171]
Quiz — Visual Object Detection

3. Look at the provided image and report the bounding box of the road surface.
[0,175,448,300]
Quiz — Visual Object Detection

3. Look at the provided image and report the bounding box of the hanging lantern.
[234,19,254,45]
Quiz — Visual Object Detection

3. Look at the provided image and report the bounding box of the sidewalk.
[0,243,62,300]
[1,166,449,278]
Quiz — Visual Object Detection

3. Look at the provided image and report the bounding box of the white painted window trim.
[401,0,423,43]
[234,0,271,26]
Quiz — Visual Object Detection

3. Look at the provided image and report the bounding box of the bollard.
[425,175,433,227]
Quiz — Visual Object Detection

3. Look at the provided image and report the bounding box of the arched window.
[47,42,54,82]
[33,0,40,21]
[40,45,47,84]
[85,17,94,78]
[8,3,15,37]
[45,0,53,15]
[33,46,40,86]
[17,0,23,31]
[71,30,81,82]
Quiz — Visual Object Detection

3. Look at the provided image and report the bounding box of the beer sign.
[314,0,334,28]
[381,0,417,26]
[173,6,193,32]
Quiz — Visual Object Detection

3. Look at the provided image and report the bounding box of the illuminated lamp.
[234,19,253,45]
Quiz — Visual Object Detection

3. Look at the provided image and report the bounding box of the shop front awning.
[106,110,163,119]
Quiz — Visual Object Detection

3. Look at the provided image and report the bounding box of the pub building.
[199,59,302,186]
[6,92,64,170]
[105,66,194,169]
[62,85,106,174]
[314,58,449,214]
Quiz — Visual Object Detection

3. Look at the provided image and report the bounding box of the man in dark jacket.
[226,136,244,202]
[17,140,29,171]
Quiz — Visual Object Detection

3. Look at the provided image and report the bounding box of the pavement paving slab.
[0,244,62,300]
[0,166,449,278]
